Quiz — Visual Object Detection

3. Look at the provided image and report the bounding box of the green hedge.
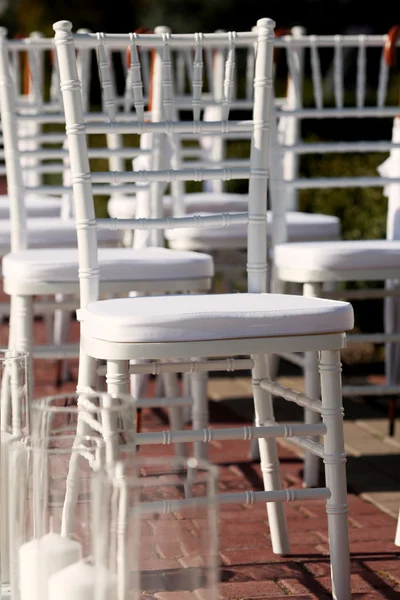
[299,147,387,242]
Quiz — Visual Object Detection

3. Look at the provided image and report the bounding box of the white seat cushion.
[0,218,120,249]
[274,240,400,272]
[79,293,354,343]
[2,247,214,283]
[165,211,340,250]
[107,192,248,218]
[0,194,62,219]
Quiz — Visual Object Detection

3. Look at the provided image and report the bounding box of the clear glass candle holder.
[30,392,137,467]
[0,349,29,437]
[1,350,29,598]
[92,455,219,600]
[8,434,107,600]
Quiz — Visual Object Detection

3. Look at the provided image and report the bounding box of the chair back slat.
[333,36,344,109]
[0,28,27,251]
[245,33,256,102]
[96,33,117,122]
[205,46,214,97]
[161,32,174,123]
[285,37,302,109]
[377,46,389,108]
[356,35,367,109]
[192,34,204,122]
[26,32,45,109]
[54,19,276,306]
[125,33,145,120]
[222,32,236,121]
[310,37,323,109]
[76,29,92,113]
[96,33,125,173]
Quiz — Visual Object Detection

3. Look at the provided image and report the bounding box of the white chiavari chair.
[267,29,400,488]
[0,31,63,218]
[56,20,353,598]
[0,29,214,451]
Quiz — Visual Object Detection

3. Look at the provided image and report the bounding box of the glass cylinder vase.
[30,392,137,467]
[8,391,137,600]
[8,434,106,600]
[1,350,29,598]
[92,455,219,600]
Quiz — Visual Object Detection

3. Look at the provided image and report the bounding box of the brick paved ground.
[20,317,399,600]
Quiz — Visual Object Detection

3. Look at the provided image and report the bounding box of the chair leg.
[388,397,397,437]
[162,372,188,459]
[106,359,132,462]
[182,372,192,424]
[61,348,99,536]
[190,363,209,460]
[154,372,164,396]
[319,349,351,600]
[249,355,278,462]
[95,359,107,392]
[44,294,54,347]
[1,295,16,430]
[252,353,290,555]
[395,506,400,546]
[249,269,285,463]
[303,282,322,488]
[14,295,33,404]
[77,347,97,393]
[53,293,74,387]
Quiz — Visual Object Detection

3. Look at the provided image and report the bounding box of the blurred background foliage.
[2,0,398,38]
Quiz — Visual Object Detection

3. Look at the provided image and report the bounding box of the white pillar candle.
[0,431,13,585]
[48,561,117,600]
[19,533,82,600]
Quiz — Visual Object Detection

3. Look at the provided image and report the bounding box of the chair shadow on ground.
[206,394,400,496]
[139,553,400,599]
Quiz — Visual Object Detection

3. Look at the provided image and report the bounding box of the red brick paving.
[0,256,399,598]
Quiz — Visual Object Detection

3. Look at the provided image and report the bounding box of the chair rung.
[34,344,79,359]
[348,333,400,343]
[136,422,327,445]
[320,288,400,300]
[0,300,78,316]
[136,396,192,409]
[289,436,324,458]
[283,140,400,155]
[91,166,250,185]
[138,487,331,514]
[260,378,322,414]
[292,175,400,190]
[279,106,400,119]
[275,351,305,368]
[343,384,400,396]
[96,357,254,377]
[98,212,249,232]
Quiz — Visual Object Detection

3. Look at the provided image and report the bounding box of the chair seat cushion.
[0,218,120,249]
[107,192,248,218]
[274,240,400,272]
[79,293,354,343]
[0,194,62,219]
[2,247,214,283]
[165,211,340,250]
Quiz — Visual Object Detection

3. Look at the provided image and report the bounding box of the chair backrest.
[0,29,154,251]
[271,30,400,246]
[54,19,275,307]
